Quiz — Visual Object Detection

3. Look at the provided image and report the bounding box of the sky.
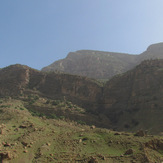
[0,0,163,70]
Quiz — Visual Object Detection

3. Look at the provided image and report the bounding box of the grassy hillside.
[0,98,163,163]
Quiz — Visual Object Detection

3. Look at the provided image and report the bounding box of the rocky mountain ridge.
[1,59,163,134]
[42,42,163,79]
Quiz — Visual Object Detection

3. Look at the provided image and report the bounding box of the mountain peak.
[42,42,163,79]
[146,42,163,52]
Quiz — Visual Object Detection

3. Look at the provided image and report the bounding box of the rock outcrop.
[0,64,30,97]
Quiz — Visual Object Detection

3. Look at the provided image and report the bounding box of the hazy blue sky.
[1,0,163,69]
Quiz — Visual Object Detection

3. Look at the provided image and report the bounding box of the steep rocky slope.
[42,42,163,79]
[103,59,163,134]
[0,64,30,97]
[0,64,102,113]
[42,50,137,79]
[1,59,163,134]
[0,64,108,128]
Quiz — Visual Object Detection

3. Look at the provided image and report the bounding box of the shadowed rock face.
[30,72,103,111]
[42,43,163,79]
[103,59,163,133]
[0,64,103,112]
[0,64,30,97]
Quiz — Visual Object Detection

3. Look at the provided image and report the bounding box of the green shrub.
[59,116,65,120]
[52,100,60,105]
[0,105,10,108]
[49,114,59,119]
[77,120,86,125]
[0,99,3,104]
[28,95,39,105]
[46,100,50,104]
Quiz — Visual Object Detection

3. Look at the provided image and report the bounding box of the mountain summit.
[42,50,137,79]
[42,43,163,79]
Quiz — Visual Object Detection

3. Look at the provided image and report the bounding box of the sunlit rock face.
[42,43,163,79]
[42,50,137,79]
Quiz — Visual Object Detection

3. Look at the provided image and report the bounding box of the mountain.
[42,42,163,79]
[137,42,163,62]
[1,60,163,134]
[0,64,110,128]
[1,61,163,162]
[42,50,137,79]
[0,64,102,110]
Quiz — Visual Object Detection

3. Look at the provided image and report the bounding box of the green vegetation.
[77,120,86,125]
[27,95,39,105]
[0,98,163,162]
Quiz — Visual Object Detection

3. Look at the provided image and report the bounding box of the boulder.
[90,125,96,129]
[134,130,146,137]
[88,156,98,163]
[21,141,28,146]
[0,151,12,160]
[124,148,134,155]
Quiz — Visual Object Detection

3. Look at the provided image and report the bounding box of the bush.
[30,110,45,117]
[46,100,50,104]
[0,105,10,108]
[49,114,59,119]
[28,95,39,105]
[0,99,3,104]
[77,120,86,125]
[59,116,65,120]
[52,100,60,105]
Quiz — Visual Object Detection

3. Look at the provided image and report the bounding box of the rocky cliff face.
[103,59,163,133]
[0,64,30,97]
[30,72,103,111]
[42,43,163,79]
[0,64,102,112]
[1,59,163,134]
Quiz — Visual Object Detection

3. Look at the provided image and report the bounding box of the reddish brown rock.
[134,130,146,137]
[88,156,98,163]
[0,151,12,160]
